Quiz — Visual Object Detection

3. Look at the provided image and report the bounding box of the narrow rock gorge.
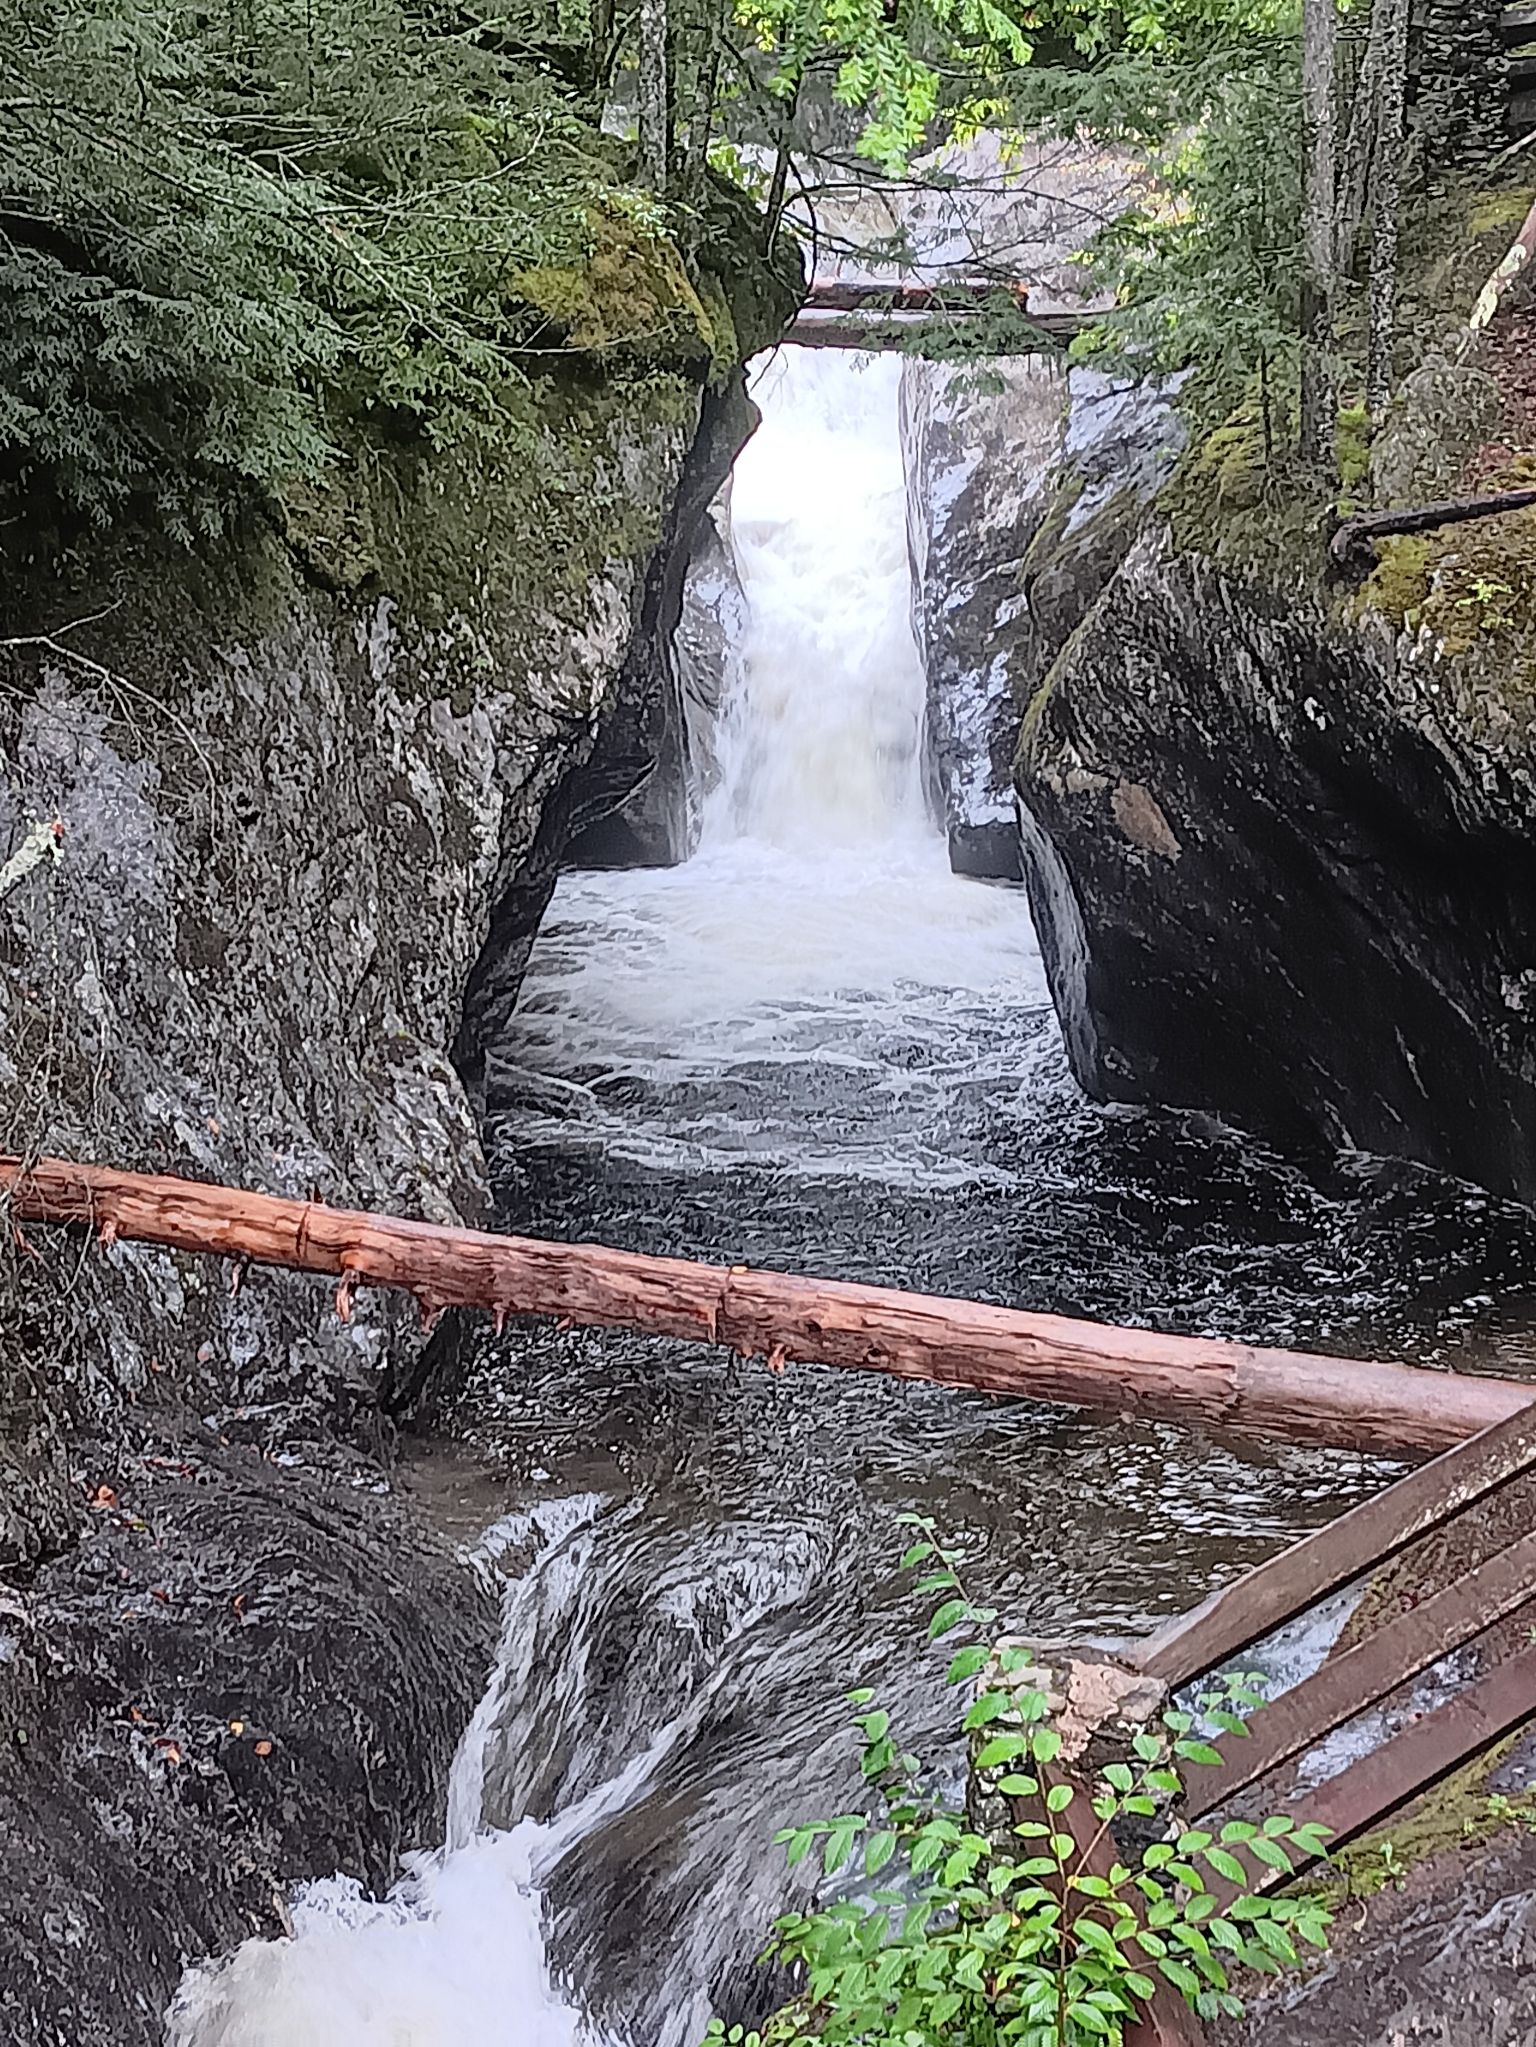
[7,5,1536,2043]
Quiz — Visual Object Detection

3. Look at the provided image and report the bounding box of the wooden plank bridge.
[788,277,1091,352]
[1043,1399,1536,2041]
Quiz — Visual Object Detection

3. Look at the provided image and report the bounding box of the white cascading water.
[493,347,1048,1189]
[164,349,1049,2045]
[163,1498,611,2046]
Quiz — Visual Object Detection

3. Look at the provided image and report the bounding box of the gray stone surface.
[899,360,1182,880]
[901,355,1068,877]
[1016,523,1536,1202]
[1222,1829,1536,2046]
[0,360,744,2040]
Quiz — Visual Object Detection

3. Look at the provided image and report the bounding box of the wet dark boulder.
[1016,520,1536,1204]
[0,1442,495,2047]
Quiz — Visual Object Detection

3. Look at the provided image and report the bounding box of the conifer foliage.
[0,0,623,539]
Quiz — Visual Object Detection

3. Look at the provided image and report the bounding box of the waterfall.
[707,349,927,848]
[164,349,1051,2046]
[159,346,1472,2047]
[163,1503,607,2047]
[481,348,1049,1183]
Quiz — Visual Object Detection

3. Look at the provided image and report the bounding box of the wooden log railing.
[788,278,1089,352]
[2,1153,1531,1461]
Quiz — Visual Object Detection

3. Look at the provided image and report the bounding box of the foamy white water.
[491,348,1047,1187]
[165,1500,610,2046]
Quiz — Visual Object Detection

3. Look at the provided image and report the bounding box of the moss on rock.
[514,198,717,363]
[1356,460,1536,700]
[1162,399,1324,574]
[1304,1738,1536,1906]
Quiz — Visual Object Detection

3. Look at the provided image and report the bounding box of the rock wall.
[899,361,1184,880]
[1017,519,1536,1203]
[900,356,1068,878]
[1006,257,1536,1208]
[0,198,795,2038]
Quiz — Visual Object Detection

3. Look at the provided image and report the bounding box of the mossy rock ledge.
[1012,473,1536,1206]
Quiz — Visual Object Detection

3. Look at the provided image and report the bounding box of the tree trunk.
[762,69,802,254]
[588,0,617,99]
[1300,0,1339,465]
[683,0,722,203]
[1335,0,1387,272]
[637,0,670,191]
[3,1153,1531,1460]
[1366,0,1410,419]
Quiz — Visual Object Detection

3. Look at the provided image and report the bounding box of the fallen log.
[3,1153,1531,1460]
[1329,484,1536,577]
[804,277,1037,314]
[790,279,1087,353]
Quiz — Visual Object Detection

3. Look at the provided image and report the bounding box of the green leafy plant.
[706,1518,1332,2046]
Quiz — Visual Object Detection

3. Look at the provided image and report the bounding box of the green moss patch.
[1356,462,1536,698]
[1467,186,1536,239]
[1162,397,1326,572]
[1304,1738,1536,1905]
[515,198,716,363]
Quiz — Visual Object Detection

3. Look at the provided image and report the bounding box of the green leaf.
[1158,1956,1202,1999]
[1203,1847,1249,1885]
[1045,1782,1075,1813]
[914,1570,959,1596]
[1069,1999,1113,2034]
[976,1733,1033,1768]
[1075,1917,1121,1960]
[928,1598,969,1640]
[899,1542,934,1569]
[964,1691,1014,1731]
[947,1644,989,1686]
[1175,1740,1225,1769]
[865,1829,898,1875]
[1247,1836,1294,1872]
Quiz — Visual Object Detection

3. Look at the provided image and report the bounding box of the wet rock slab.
[1221,1827,1536,2047]
[0,1435,496,2047]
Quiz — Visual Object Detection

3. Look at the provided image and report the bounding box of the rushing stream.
[167,351,1536,2045]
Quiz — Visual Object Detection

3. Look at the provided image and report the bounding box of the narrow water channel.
[167,350,1536,2046]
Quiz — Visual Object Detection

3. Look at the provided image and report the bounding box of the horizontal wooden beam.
[1260,1638,1536,1876]
[1183,1528,1536,1816]
[788,280,1088,353]
[5,1155,1534,1461]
